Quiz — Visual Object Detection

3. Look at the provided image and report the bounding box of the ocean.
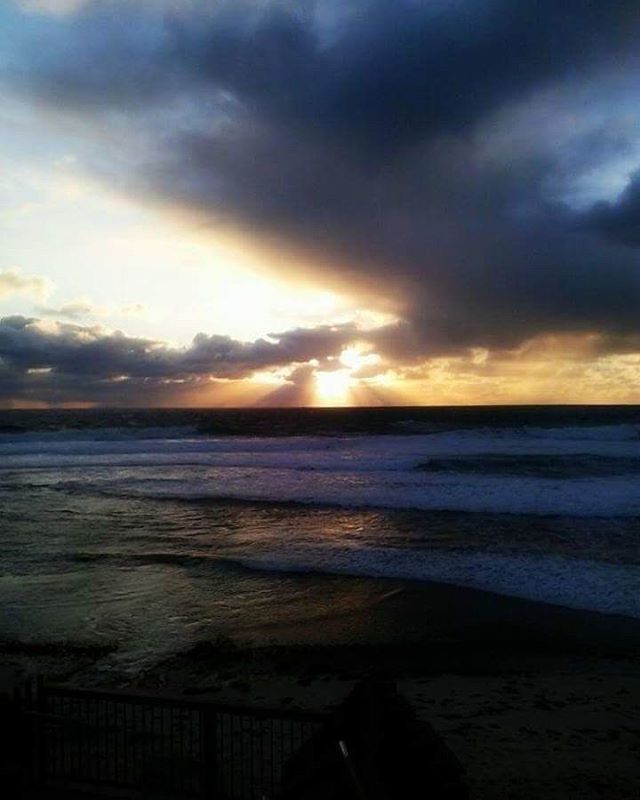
[1,406,639,674]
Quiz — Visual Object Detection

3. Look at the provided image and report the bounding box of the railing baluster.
[201,704,216,798]
[20,683,326,799]
[36,677,46,786]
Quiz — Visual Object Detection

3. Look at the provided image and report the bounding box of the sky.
[0,0,639,407]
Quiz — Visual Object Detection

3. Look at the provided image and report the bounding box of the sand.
[3,577,640,799]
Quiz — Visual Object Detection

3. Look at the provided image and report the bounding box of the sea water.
[1,407,638,671]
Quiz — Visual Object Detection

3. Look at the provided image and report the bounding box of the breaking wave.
[1,424,639,517]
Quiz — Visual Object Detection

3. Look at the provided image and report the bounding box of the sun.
[339,345,381,371]
[314,368,353,405]
[312,346,385,405]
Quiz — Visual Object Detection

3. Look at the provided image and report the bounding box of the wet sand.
[4,576,640,799]
[112,580,640,799]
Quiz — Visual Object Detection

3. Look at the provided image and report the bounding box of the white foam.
[1,427,638,517]
[1,426,639,462]
[2,424,638,622]
[524,424,639,441]
[234,547,640,618]
[78,466,637,516]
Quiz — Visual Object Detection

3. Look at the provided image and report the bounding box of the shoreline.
[3,575,639,799]
[226,569,640,649]
[131,578,640,800]
[4,572,640,679]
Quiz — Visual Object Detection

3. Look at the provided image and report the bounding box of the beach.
[1,408,639,797]
[129,578,640,800]
[5,574,639,800]
[4,0,640,791]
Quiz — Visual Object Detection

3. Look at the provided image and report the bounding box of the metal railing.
[20,680,327,799]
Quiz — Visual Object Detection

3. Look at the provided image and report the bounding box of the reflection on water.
[2,475,639,671]
[1,486,402,671]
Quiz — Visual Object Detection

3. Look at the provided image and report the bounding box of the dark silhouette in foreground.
[279,680,468,799]
[4,678,467,799]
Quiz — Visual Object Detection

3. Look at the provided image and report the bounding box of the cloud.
[384,331,640,405]
[35,299,147,320]
[120,302,146,317]
[2,314,637,406]
[2,0,640,369]
[14,1,638,141]
[0,314,393,404]
[16,0,89,15]
[582,170,640,246]
[0,268,50,301]
[36,299,100,320]
[0,313,359,384]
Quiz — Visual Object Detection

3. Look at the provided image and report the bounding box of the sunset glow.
[2,10,638,799]
[0,1,638,407]
[314,369,353,406]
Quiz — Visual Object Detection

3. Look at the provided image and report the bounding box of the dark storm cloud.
[3,0,640,364]
[14,1,638,148]
[0,361,189,408]
[0,315,358,397]
[583,170,640,246]
[191,0,635,155]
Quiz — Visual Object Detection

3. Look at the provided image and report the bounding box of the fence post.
[2,681,24,796]
[201,706,218,798]
[35,676,46,788]
[20,678,32,788]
